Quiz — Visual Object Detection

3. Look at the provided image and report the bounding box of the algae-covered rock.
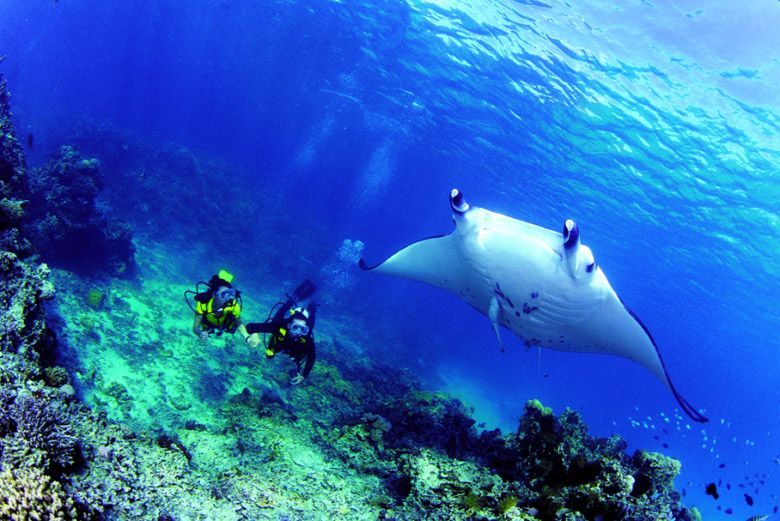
[0,196,25,222]
[85,288,105,310]
[393,448,528,520]
[45,366,70,387]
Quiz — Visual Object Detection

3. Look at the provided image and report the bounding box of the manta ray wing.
[361,189,708,423]
[358,234,477,299]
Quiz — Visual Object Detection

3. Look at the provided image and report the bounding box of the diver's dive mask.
[288,322,310,337]
[214,288,237,310]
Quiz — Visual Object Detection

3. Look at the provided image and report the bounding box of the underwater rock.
[58,384,77,402]
[24,145,136,277]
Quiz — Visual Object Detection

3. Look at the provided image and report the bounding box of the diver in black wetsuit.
[245,280,317,386]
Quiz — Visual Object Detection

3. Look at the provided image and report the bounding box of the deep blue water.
[2,0,779,517]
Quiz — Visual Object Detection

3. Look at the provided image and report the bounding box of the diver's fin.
[292,279,316,301]
[489,296,505,353]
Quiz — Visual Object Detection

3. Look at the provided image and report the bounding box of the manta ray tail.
[623,304,709,423]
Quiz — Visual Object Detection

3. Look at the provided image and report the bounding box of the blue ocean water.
[1,0,778,517]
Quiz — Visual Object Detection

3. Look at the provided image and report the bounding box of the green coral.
[496,494,519,514]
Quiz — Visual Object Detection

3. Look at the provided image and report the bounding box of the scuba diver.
[245,279,318,386]
[186,269,251,342]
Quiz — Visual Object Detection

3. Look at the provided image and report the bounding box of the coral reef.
[0,465,77,520]
[503,399,696,520]
[0,390,79,473]
[0,75,32,256]
[24,145,135,277]
[0,249,55,354]
[0,74,81,517]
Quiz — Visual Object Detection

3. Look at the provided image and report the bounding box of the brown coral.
[0,466,77,520]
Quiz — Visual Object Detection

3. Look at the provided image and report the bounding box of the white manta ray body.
[360,189,707,422]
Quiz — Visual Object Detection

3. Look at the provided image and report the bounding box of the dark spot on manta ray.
[522,303,539,314]
[706,482,720,500]
[720,463,726,469]
[745,493,754,506]
[724,507,731,514]
[506,297,514,308]
[662,443,669,449]
[531,291,539,299]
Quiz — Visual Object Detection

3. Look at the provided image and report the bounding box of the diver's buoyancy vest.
[196,298,241,332]
[269,327,307,351]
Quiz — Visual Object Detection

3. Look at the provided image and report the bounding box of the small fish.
[706,482,720,500]
[745,516,768,521]
[745,493,754,506]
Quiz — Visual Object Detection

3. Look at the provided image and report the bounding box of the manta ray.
[359,189,707,423]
